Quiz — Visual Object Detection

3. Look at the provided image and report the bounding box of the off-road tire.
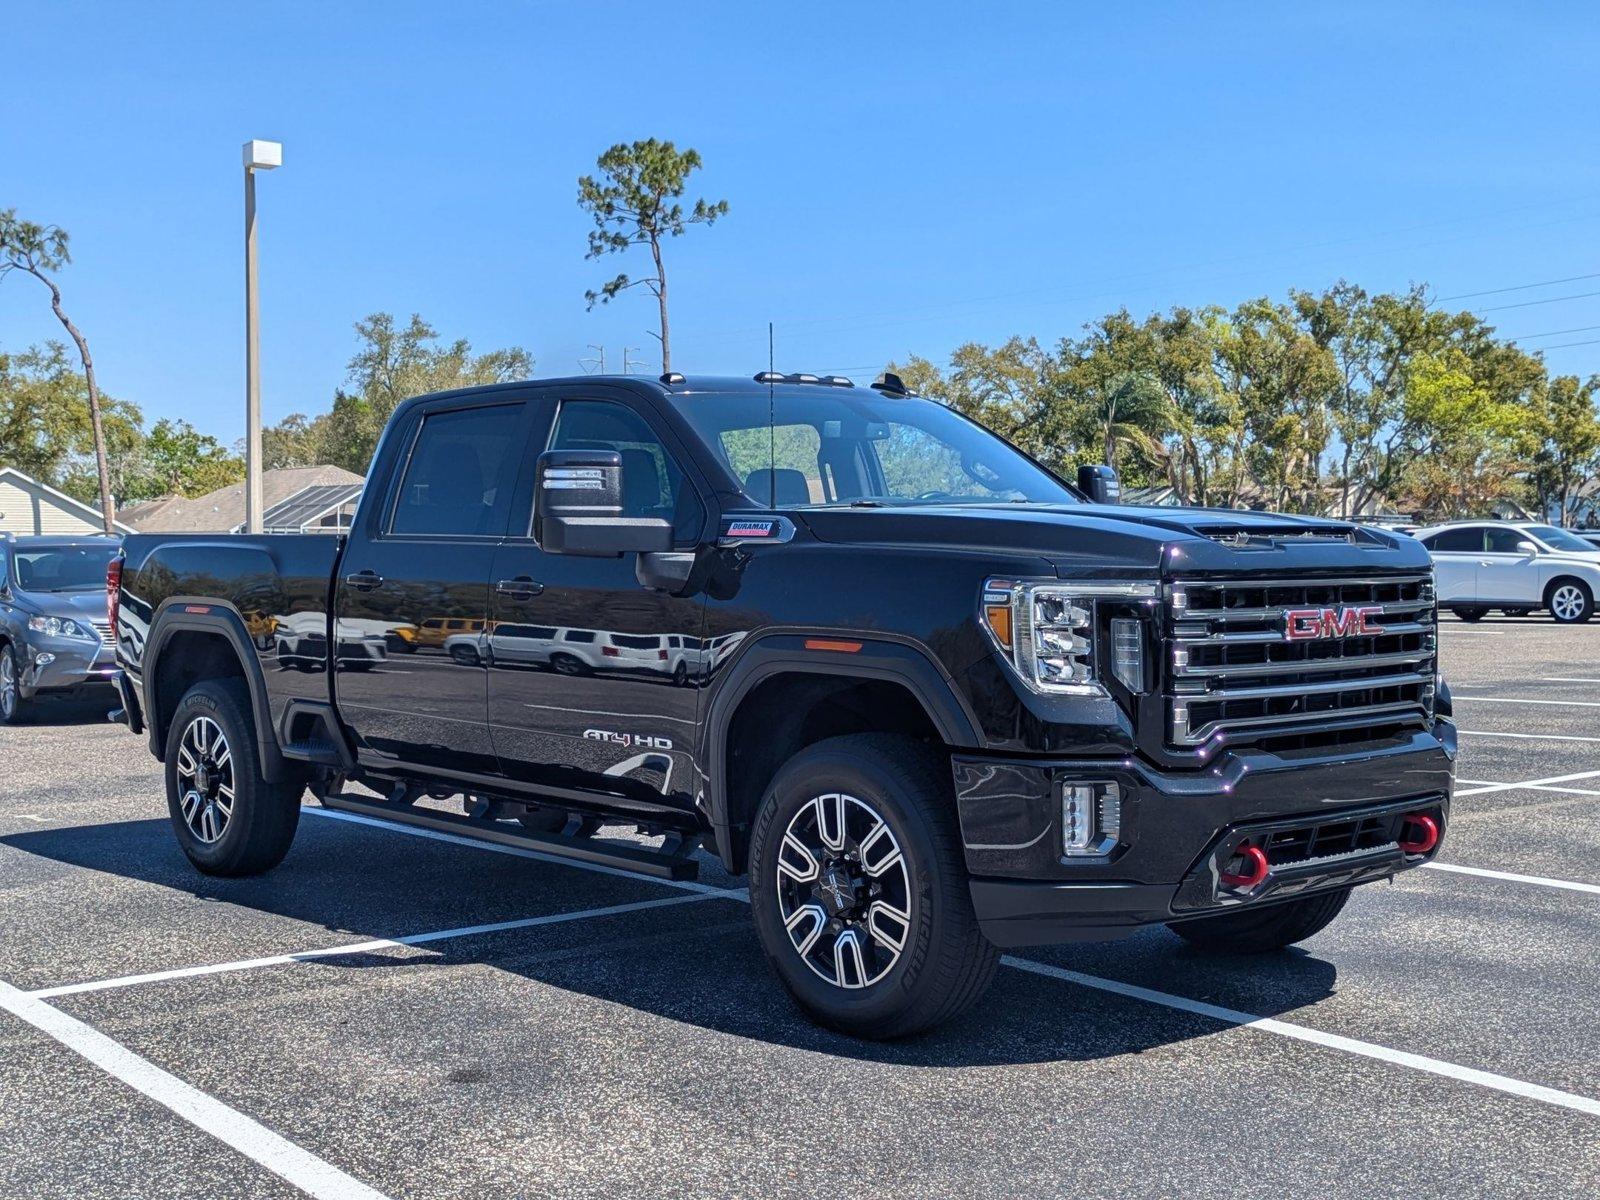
[748,733,999,1039]
[165,679,302,876]
[1166,886,1352,952]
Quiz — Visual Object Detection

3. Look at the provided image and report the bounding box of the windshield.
[1529,525,1598,553]
[13,545,116,593]
[677,390,1080,507]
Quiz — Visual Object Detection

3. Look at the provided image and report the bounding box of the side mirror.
[1515,540,1539,556]
[533,449,673,557]
[1077,464,1121,505]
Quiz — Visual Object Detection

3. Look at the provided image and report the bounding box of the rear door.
[485,386,710,815]
[1422,526,1482,602]
[335,395,533,777]
[1478,527,1542,603]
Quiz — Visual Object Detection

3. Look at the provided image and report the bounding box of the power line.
[1475,289,1600,314]
[1437,272,1600,302]
[1535,337,1600,352]
[1504,324,1600,341]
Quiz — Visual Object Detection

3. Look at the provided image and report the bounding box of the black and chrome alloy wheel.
[775,791,912,989]
[175,715,234,844]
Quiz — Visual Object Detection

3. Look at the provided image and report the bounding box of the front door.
[335,397,530,777]
[1477,526,1542,603]
[486,390,709,817]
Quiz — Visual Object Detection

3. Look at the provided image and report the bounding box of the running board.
[317,792,702,881]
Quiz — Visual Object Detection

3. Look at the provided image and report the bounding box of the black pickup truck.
[112,372,1455,1037]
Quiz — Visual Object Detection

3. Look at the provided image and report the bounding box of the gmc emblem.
[1283,605,1384,640]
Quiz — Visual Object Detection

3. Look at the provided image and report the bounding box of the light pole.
[242,139,282,533]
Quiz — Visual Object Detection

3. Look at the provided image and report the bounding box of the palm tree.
[1094,373,1171,472]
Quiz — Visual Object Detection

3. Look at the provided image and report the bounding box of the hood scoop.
[1205,523,1367,549]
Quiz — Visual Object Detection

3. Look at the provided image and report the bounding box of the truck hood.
[796,503,1434,577]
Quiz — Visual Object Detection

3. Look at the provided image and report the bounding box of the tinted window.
[1526,524,1596,552]
[1485,527,1530,553]
[563,630,596,643]
[1428,528,1482,552]
[612,634,661,649]
[547,400,704,540]
[391,404,522,536]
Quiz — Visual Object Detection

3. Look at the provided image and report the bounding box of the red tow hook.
[1220,843,1270,891]
[1398,812,1441,855]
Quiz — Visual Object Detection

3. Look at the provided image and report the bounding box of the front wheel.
[1166,887,1351,952]
[748,733,998,1039]
[165,679,302,876]
[0,644,28,725]
[1547,579,1593,624]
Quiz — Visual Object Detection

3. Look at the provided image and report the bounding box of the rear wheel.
[1166,887,1351,952]
[165,679,302,876]
[1451,606,1487,622]
[0,644,28,725]
[1547,578,1593,624]
[549,652,589,676]
[748,733,998,1039]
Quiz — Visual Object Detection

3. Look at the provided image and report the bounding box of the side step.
[318,792,702,882]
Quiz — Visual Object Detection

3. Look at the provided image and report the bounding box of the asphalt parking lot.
[2,615,1598,1199]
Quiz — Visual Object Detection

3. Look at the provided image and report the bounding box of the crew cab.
[111,372,1456,1037]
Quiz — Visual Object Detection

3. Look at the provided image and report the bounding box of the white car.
[1413,520,1600,623]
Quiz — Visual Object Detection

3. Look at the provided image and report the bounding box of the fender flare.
[144,598,291,782]
[700,630,983,871]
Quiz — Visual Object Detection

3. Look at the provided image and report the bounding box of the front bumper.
[956,721,1456,947]
[18,637,119,697]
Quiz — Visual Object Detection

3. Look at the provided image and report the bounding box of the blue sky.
[3,2,1598,444]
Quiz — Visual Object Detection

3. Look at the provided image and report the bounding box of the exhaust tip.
[1398,812,1441,855]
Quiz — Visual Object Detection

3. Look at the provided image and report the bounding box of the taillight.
[602,646,620,657]
[658,649,669,660]
[106,557,123,641]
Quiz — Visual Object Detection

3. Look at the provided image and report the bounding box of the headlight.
[28,615,95,641]
[980,579,1157,696]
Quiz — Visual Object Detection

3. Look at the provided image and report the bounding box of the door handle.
[343,570,384,592]
[496,577,544,597]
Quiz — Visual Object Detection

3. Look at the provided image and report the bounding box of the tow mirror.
[533,449,673,557]
[1077,464,1121,505]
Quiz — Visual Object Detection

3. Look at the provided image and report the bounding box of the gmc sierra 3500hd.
[111,371,1455,1038]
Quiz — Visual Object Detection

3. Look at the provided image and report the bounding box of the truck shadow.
[9,692,119,726]
[3,815,1340,1069]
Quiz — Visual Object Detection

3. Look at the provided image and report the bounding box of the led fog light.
[1061,780,1121,857]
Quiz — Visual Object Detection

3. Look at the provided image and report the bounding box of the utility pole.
[242,139,282,533]
[579,344,606,374]
[621,346,641,375]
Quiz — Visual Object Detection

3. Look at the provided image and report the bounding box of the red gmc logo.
[1284,605,1384,640]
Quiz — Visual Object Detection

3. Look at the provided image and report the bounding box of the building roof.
[119,465,364,532]
[0,466,135,534]
[261,482,364,532]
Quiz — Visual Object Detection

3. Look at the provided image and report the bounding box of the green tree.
[0,342,142,504]
[578,139,729,374]
[1529,374,1600,522]
[263,314,533,474]
[124,419,244,500]
[0,210,116,531]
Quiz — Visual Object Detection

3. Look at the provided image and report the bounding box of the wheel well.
[152,630,247,748]
[1544,575,1593,605]
[721,673,947,873]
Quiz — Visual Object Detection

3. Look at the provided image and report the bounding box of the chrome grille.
[1167,573,1436,747]
[89,619,115,648]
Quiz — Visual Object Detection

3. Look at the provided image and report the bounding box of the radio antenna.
[767,321,776,509]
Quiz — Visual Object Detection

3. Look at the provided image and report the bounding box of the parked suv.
[0,534,121,722]
[1413,520,1600,622]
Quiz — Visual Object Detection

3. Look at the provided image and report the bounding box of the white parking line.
[1452,695,1600,709]
[1544,678,1600,684]
[1002,957,1600,1118]
[1454,770,1600,797]
[1457,778,1600,797]
[1459,729,1600,744]
[28,892,726,1000]
[1419,863,1600,896]
[0,980,392,1200]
